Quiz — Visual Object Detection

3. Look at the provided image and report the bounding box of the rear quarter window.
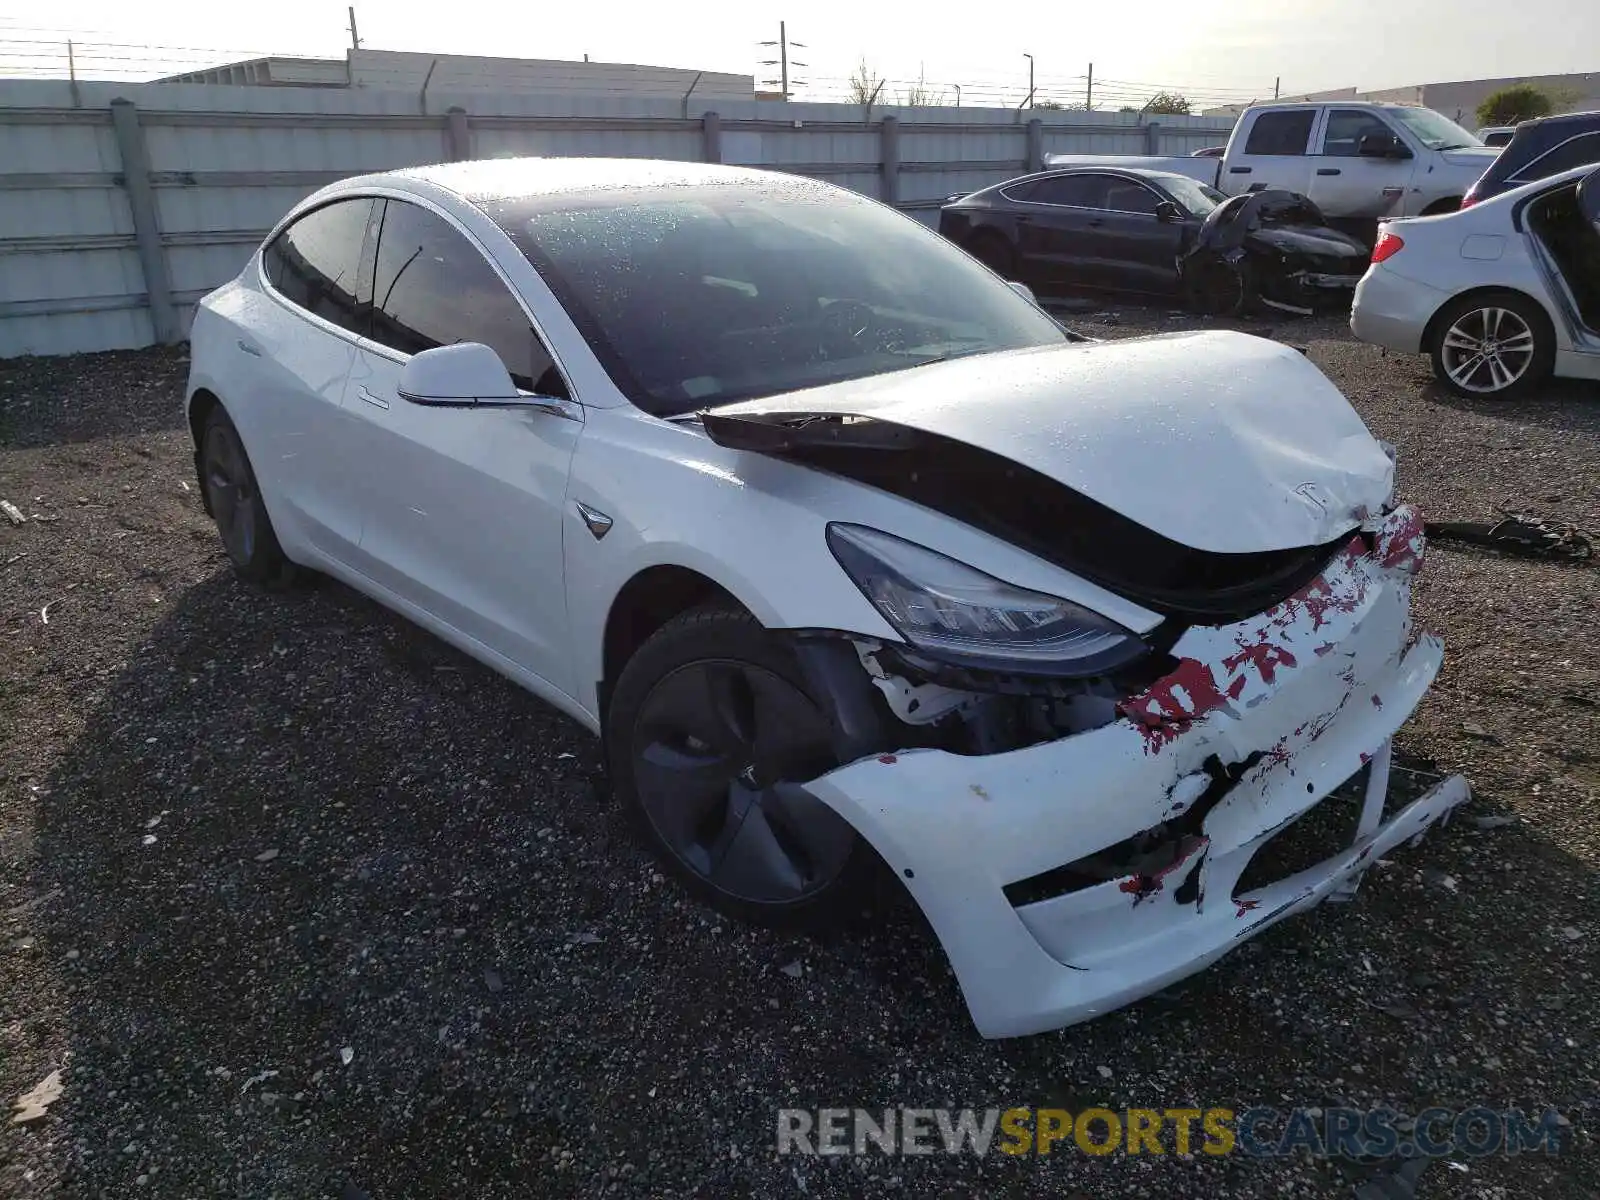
[1515,132,1600,182]
[1243,111,1315,156]
[261,198,375,334]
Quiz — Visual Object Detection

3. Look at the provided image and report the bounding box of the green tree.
[1144,91,1192,116]
[1477,83,1554,127]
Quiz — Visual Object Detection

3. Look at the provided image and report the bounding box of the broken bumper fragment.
[805,513,1467,1038]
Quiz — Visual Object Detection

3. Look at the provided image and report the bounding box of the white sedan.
[1351,163,1600,398]
[187,158,1467,1038]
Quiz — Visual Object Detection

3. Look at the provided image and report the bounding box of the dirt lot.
[2,310,1597,1199]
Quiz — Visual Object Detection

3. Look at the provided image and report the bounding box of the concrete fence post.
[702,111,722,163]
[880,114,900,206]
[446,107,471,161]
[1144,121,1161,154]
[109,98,178,345]
[1026,118,1044,173]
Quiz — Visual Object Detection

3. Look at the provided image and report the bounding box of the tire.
[198,406,295,586]
[606,604,876,927]
[1185,256,1257,317]
[1428,291,1554,400]
[965,229,1016,277]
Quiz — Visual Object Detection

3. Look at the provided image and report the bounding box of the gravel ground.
[2,310,1597,1200]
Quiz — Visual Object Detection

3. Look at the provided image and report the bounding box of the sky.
[2,0,1598,108]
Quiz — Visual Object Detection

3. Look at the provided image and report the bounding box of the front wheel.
[606,605,875,927]
[199,406,294,586]
[1429,292,1554,399]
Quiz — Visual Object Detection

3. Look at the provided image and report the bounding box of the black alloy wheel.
[608,606,871,924]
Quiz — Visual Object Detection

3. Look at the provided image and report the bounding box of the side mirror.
[398,343,521,407]
[1155,200,1182,223]
[1358,133,1412,160]
[1006,280,1038,305]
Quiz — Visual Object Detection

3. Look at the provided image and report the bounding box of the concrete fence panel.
[0,79,1234,357]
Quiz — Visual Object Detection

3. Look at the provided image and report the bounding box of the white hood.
[1440,147,1501,172]
[715,331,1394,555]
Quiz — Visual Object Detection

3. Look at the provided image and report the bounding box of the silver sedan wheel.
[1439,306,1536,395]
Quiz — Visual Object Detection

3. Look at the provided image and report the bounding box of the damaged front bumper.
[802,508,1468,1038]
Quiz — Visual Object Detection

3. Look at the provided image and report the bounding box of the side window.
[1028,174,1111,208]
[1243,111,1316,156]
[1101,179,1160,214]
[1517,133,1600,181]
[261,198,374,334]
[1321,109,1397,157]
[368,199,567,397]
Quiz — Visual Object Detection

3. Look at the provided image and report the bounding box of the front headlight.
[826,524,1147,677]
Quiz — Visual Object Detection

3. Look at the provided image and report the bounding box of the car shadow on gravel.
[18,570,949,1197]
[1417,376,1600,438]
[20,563,1600,1198]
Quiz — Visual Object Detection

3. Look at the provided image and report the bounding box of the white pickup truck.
[1047,101,1499,223]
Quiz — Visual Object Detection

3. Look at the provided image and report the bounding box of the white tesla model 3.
[186,158,1467,1037]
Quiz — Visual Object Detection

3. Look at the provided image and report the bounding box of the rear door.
[1004,175,1097,288]
[342,197,583,695]
[251,196,381,560]
[1223,109,1317,197]
[1309,108,1414,219]
[1004,173,1171,291]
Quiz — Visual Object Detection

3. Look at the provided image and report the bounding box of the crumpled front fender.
[799,509,1467,1037]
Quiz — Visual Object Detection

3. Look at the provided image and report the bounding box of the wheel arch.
[598,565,746,720]
[186,387,224,516]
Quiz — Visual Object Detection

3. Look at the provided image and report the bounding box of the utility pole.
[757,22,807,100]
[1021,52,1034,109]
[1086,62,1093,110]
[1274,76,1281,99]
[347,6,362,50]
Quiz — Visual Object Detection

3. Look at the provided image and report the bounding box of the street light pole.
[1021,52,1034,109]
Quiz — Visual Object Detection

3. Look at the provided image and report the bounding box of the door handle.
[1229,166,1252,174]
[1317,168,1342,176]
[236,339,262,357]
[358,386,389,411]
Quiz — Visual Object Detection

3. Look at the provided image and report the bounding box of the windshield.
[1388,107,1483,152]
[1160,175,1224,217]
[494,184,1068,415]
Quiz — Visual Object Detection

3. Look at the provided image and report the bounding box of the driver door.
[340,197,583,697]
[1310,109,1415,220]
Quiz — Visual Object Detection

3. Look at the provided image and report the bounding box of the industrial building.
[1203,71,1600,128]
[158,48,755,101]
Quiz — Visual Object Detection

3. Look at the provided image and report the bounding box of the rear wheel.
[199,407,294,586]
[607,604,874,927]
[1429,291,1554,399]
